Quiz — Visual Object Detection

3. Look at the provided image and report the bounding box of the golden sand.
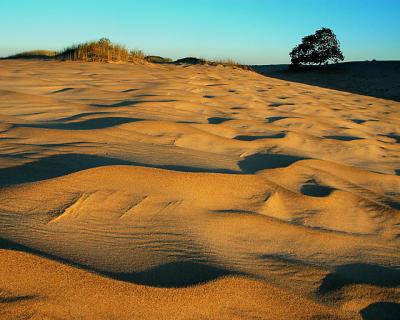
[0,60,399,319]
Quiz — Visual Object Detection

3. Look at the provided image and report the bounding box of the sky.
[1,0,399,64]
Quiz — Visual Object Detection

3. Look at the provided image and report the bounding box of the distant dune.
[0,60,399,319]
[5,50,57,59]
[253,61,400,101]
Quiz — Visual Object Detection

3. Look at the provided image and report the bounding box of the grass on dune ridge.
[210,58,252,70]
[7,50,57,59]
[175,57,251,70]
[58,38,145,62]
[5,38,251,70]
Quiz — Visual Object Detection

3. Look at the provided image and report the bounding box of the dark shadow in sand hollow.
[211,209,258,215]
[207,117,232,124]
[0,154,131,187]
[300,183,334,197]
[266,116,297,123]
[384,200,400,210]
[239,153,308,173]
[234,133,285,141]
[116,262,235,287]
[0,294,38,303]
[0,153,238,187]
[121,88,139,93]
[324,135,364,141]
[351,119,367,124]
[360,302,400,320]
[53,112,114,122]
[269,102,295,107]
[91,99,176,107]
[18,117,142,130]
[51,87,74,94]
[0,238,237,288]
[386,134,400,143]
[317,263,400,294]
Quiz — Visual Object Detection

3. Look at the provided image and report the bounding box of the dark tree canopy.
[290,28,344,67]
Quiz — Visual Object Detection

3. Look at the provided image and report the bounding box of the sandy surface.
[0,60,399,319]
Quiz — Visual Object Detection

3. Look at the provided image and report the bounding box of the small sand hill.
[0,60,399,319]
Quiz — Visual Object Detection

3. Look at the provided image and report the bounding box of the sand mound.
[0,60,399,319]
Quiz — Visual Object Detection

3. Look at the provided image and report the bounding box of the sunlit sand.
[1,60,399,319]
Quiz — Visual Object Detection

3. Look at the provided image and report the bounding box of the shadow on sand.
[0,294,38,303]
[0,153,238,187]
[239,153,307,173]
[116,262,234,287]
[234,132,286,141]
[300,182,334,197]
[323,135,364,141]
[207,117,232,124]
[318,263,400,319]
[0,238,235,288]
[91,99,176,107]
[360,302,400,320]
[253,61,400,102]
[318,263,400,294]
[18,117,142,130]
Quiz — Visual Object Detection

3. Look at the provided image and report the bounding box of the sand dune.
[1,60,399,319]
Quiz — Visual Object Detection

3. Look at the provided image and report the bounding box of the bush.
[145,55,173,63]
[175,57,207,64]
[290,28,344,68]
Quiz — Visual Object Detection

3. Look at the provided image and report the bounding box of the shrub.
[175,57,207,64]
[290,28,344,68]
[145,55,172,63]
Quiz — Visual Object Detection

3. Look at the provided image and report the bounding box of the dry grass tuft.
[57,38,144,62]
[211,59,252,70]
[175,57,251,71]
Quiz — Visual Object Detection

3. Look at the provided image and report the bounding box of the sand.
[0,60,399,319]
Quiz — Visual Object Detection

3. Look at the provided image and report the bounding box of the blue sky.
[1,0,399,64]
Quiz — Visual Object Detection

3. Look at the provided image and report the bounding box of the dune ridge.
[0,60,399,319]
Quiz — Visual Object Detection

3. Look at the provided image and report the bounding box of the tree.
[289,28,344,68]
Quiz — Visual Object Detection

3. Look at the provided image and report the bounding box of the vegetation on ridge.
[58,38,144,62]
[175,57,251,70]
[6,50,57,59]
[5,38,251,70]
[145,55,173,63]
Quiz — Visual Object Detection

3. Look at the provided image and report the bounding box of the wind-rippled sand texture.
[1,60,399,319]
